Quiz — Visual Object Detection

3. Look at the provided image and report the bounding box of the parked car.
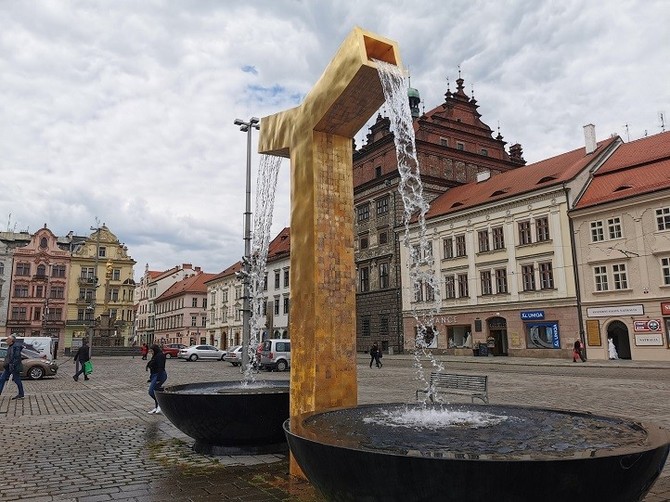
[223,345,243,366]
[0,347,58,380]
[259,339,291,372]
[162,343,187,358]
[178,345,226,362]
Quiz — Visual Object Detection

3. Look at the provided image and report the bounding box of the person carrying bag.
[73,338,91,382]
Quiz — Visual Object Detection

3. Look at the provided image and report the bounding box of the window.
[11,307,27,320]
[457,274,469,297]
[35,285,44,298]
[357,204,370,222]
[480,271,492,295]
[359,266,370,292]
[536,217,550,242]
[81,267,95,279]
[518,221,532,245]
[283,296,289,314]
[375,166,382,178]
[14,285,29,298]
[425,281,435,302]
[33,307,42,321]
[52,264,65,278]
[379,316,389,336]
[613,263,628,290]
[113,269,121,281]
[263,273,268,291]
[457,142,464,151]
[522,265,535,291]
[444,276,455,299]
[191,316,197,327]
[657,207,670,231]
[440,137,448,146]
[0,263,3,275]
[443,237,454,259]
[455,235,466,257]
[591,221,604,242]
[16,262,30,276]
[379,230,388,245]
[36,264,46,277]
[111,288,119,301]
[50,286,64,299]
[495,268,508,294]
[362,317,371,337]
[663,258,670,286]
[594,266,609,291]
[222,290,228,303]
[284,269,289,288]
[274,298,280,316]
[235,286,242,300]
[492,226,505,250]
[379,263,389,289]
[360,234,369,249]
[539,262,554,289]
[478,230,490,252]
[414,280,424,302]
[376,196,389,215]
[98,246,106,258]
[39,237,48,248]
[608,217,622,239]
[480,149,488,156]
[274,270,280,289]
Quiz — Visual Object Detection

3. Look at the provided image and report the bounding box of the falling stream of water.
[242,153,282,383]
[375,59,445,400]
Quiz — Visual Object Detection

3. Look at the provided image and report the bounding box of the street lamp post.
[234,117,259,369]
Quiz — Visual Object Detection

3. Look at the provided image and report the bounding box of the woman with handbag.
[146,344,167,414]
[73,338,91,381]
[0,335,25,399]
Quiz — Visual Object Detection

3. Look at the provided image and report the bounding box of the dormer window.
[537,176,557,184]
[457,142,465,151]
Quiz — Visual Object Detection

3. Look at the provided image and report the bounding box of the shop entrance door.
[607,320,632,359]
[487,317,508,356]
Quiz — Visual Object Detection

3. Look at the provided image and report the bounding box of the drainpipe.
[564,184,586,360]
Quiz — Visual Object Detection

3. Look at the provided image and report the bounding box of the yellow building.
[65,225,136,351]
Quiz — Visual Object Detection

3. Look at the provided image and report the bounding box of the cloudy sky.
[2,1,668,280]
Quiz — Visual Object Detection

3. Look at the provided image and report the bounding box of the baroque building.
[353,76,526,354]
[65,225,136,351]
[0,231,32,331]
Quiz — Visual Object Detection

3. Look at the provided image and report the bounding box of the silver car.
[178,345,226,362]
[222,345,243,366]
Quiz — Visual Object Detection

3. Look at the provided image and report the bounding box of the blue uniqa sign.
[521,310,545,320]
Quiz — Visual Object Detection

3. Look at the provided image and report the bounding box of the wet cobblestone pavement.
[2,354,670,501]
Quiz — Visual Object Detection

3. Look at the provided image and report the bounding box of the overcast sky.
[2,1,668,280]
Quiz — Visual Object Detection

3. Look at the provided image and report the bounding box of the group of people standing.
[369,342,383,368]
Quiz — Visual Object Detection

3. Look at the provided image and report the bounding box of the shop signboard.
[633,319,662,332]
[521,311,545,320]
[661,302,670,316]
[587,305,644,317]
[634,333,664,346]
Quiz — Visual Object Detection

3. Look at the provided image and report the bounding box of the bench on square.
[415,372,489,404]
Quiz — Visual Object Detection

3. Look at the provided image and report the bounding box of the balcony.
[44,319,65,327]
[66,319,93,326]
[78,277,98,286]
[32,274,48,281]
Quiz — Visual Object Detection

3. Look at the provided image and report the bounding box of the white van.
[0,336,55,360]
[259,339,291,372]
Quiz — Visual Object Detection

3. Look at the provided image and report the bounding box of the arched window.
[39,237,48,249]
[37,264,46,277]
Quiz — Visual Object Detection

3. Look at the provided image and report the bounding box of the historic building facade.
[353,76,526,354]
[0,232,32,331]
[572,131,670,361]
[400,128,621,358]
[4,226,71,355]
[154,270,215,347]
[65,225,136,351]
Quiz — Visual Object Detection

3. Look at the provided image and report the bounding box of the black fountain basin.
[156,380,289,455]
[285,403,670,502]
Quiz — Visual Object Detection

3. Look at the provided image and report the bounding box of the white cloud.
[0,0,668,278]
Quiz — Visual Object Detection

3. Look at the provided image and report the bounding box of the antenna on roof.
[623,123,630,142]
[660,112,666,132]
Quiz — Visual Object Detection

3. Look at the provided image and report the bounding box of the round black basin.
[156,380,289,455]
[285,403,670,502]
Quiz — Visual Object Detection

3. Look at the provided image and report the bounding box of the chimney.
[584,124,596,154]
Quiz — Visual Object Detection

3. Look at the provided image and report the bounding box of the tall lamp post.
[234,116,259,369]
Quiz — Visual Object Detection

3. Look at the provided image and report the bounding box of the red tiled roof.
[156,271,218,302]
[575,132,670,209]
[267,227,290,262]
[205,261,242,283]
[424,137,619,220]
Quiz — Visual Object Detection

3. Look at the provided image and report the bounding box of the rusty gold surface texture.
[257,27,402,477]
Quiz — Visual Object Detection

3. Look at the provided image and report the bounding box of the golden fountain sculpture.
[258,27,402,477]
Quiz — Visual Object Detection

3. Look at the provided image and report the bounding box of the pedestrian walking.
[146,344,167,414]
[73,338,91,381]
[0,334,25,400]
[140,343,149,360]
[572,340,585,362]
[369,342,380,368]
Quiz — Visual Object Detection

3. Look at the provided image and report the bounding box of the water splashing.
[242,153,282,382]
[375,60,444,394]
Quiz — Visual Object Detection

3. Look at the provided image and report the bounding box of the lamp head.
[234,118,245,126]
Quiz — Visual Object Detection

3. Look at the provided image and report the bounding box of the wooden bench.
[415,372,489,404]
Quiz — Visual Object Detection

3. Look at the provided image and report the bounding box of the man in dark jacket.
[73,338,91,381]
[0,335,25,399]
[146,344,167,414]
